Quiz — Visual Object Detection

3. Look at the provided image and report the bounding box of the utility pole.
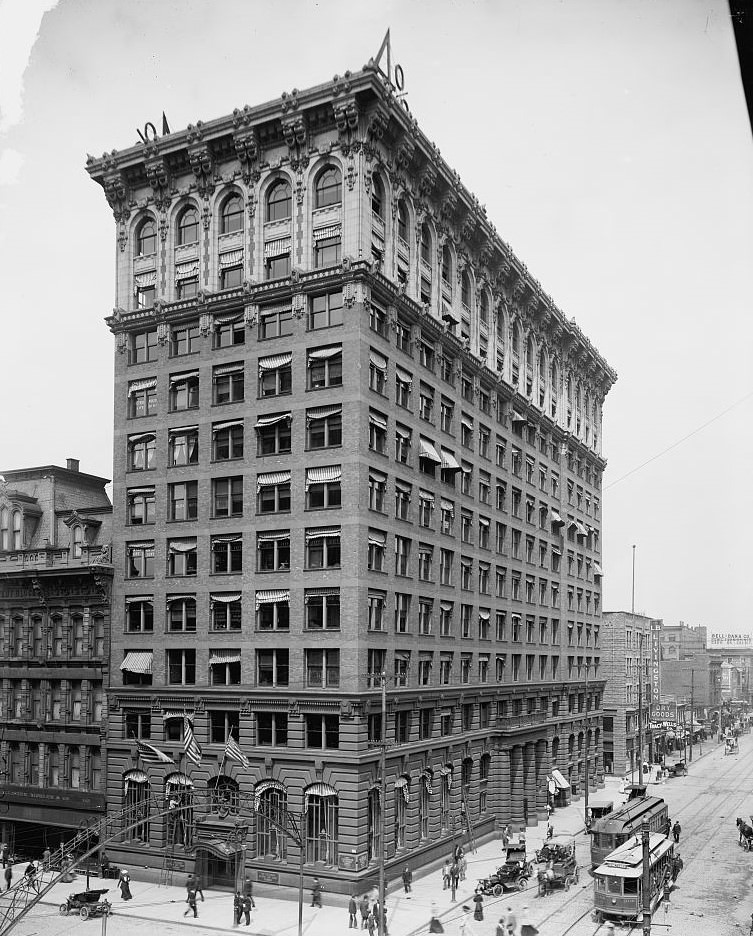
[378,671,387,934]
[583,657,589,829]
[689,669,694,763]
[641,820,651,936]
[638,631,644,786]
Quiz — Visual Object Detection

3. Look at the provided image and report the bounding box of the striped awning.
[255,589,290,608]
[369,350,388,372]
[419,437,441,463]
[127,541,154,552]
[168,540,197,553]
[395,366,413,387]
[127,432,156,443]
[134,270,157,288]
[124,595,152,605]
[210,592,242,603]
[418,490,435,504]
[369,411,388,430]
[212,534,242,544]
[254,779,285,811]
[422,768,434,794]
[307,405,341,423]
[368,531,386,547]
[214,363,243,376]
[576,521,589,537]
[312,224,341,241]
[258,352,292,372]
[306,465,341,489]
[162,710,192,720]
[124,769,148,787]
[213,419,243,431]
[308,346,341,362]
[255,412,291,428]
[209,650,241,665]
[257,470,291,491]
[128,378,156,394]
[214,312,244,326]
[305,527,340,542]
[394,776,410,803]
[170,371,199,386]
[165,594,195,604]
[304,588,339,602]
[440,448,460,471]
[255,531,290,543]
[264,238,291,258]
[120,651,153,675]
[219,249,244,267]
[304,782,338,808]
[175,260,199,280]
[166,773,194,788]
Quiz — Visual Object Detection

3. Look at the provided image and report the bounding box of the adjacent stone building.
[87,58,615,890]
[601,611,655,776]
[0,462,112,855]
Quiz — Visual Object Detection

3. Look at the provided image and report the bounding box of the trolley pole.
[641,820,651,936]
[689,669,694,763]
[638,631,644,787]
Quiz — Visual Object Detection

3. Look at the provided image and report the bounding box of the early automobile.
[59,889,111,921]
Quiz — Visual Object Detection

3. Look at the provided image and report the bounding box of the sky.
[0,0,751,632]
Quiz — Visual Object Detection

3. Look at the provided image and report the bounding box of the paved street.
[4,734,751,936]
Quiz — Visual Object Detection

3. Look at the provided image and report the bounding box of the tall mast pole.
[638,632,644,786]
[378,671,387,932]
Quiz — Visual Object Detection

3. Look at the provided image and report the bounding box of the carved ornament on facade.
[144,151,171,211]
[366,103,390,143]
[117,224,128,253]
[244,303,259,327]
[281,113,307,151]
[159,213,169,242]
[346,152,357,192]
[186,122,215,198]
[155,322,168,346]
[288,700,300,718]
[294,167,305,205]
[116,332,128,354]
[31,576,46,607]
[393,132,416,174]
[417,160,437,199]
[198,311,211,337]
[232,116,261,185]
[292,293,306,319]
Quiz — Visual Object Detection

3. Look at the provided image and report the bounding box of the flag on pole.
[183,716,202,767]
[136,740,173,765]
[224,732,249,769]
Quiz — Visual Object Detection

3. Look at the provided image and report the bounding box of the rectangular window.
[308,290,343,330]
[369,302,388,337]
[308,346,343,389]
[127,380,157,418]
[209,711,240,744]
[394,592,411,633]
[167,597,196,632]
[126,598,153,632]
[170,323,200,357]
[128,433,155,471]
[419,383,434,422]
[129,330,158,364]
[257,712,288,746]
[256,413,292,455]
[213,364,245,404]
[125,710,151,740]
[259,306,293,340]
[168,426,199,466]
[214,317,245,348]
[257,474,291,513]
[127,487,155,525]
[212,421,243,460]
[368,531,386,572]
[307,406,342,449]
[395,316,412,354]
[369,350,388,395]
[166,649,196,685]
[212,476,243,518]
[314,231,342,268]
[257,597,290,631]
[259,354,292,397]
[305,713,339,749]
[257,648,289,687]
[368,594,386,632]
[419,708,434,740]
[305,590,340,629]
[306,467,342,509]
[211,596,242,630]
[439,548,454,585]
[167,538,197,576]
[168,480,198,521]
[418,598,433,635]
[256,531,290,572]
[211,535,242,573]
[126,541,154,579]
[395,535,411,576]
[419,338,435,372]
[369,411,388,455]
[395,424,412,465]
[305,528,341,569]
[169,372,199,411]
[369,469,386,512]
[306,649,340,688]
[418,544,433,581]
[439,603,453,637]
[395,367,412,409]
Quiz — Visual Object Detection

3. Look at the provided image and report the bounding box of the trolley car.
[593,832,676,926]
[590,794,668,868]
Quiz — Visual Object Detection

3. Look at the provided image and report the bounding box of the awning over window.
[304,588,339,602]
[212,534,242,544]
[165,594,195,604]
[170,372,198,386]
[264,238,291,258]
[175,260,199,280]
[258,352,292,372]
[127,486,155,496]
[214,312,244,326]
[419,437,441,463]
[440,499,455,515]
[308,346,341,362]
[419,490,435,504]
[209,650,241,665]
[210,592,242,603]
[550,510,565,526]
[123,769,148,788]
[124,595,152,606]
[219,249,244,267]
[369,350,388,372]
[168,425,198,435]
[368,531,386,547]
[255,412,291,428]
[313,224,341,241]
[127,432,156,443]
[440,448,461,471]
[479,610,490,621]
[162,709,192,721]
[576,521,589,537]
[442,307,459,324]
[214,363,243,376]
[255,589,290,608]
[394,775,411,803]
[134,270,157,288]
[306,465,342,489]
[511,411,527,424]
[256,470,291,491]
[168,540,197,553]
[304,782,338,809]
[395,366,413,388]
[254,779,285,811]
[255,530,289,543]
[395,425,411,440]
[594,562,603,577]
[461,416,474,430]
[395,479,411,495]
[305,527,340,542]
[128,378,156,394]
[440,601,454,611]
[120,651,153,675]
[551,768,570,790]
[478,516,490,528]
[213,419,243,431]
[166,773,194,788]
[422,768,434,794]
[307,405,341,423]
[126,543,154,557]
[369,411,388,430]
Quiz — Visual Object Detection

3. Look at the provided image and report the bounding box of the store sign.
[653,703,677,723]
[651,623,662,703]
[709,633,753,649]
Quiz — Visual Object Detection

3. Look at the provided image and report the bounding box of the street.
[4,736,752,936]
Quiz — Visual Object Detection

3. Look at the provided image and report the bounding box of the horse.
[736,817,753,849]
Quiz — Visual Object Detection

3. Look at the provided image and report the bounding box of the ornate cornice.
[186,122,215,198]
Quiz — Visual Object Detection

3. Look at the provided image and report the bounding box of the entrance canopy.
[551,769,570,790]
[195,838,241,859]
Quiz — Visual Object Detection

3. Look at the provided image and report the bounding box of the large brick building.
[87,58,615,890]
[0,462,112,856]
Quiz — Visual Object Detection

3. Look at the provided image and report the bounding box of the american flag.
[136,740,173,765]
[183,716,202,767]
[224,733,249,769]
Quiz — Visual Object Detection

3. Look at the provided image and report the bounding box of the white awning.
[576,521,589,537]
[479,610,490,621]
[255,412,291,428]
[312,224,341,241]
[308,346,341,362]
[511,411,527,423]
[304,783,338,809]
[134,270,157,288]
[461,416,474,430]
[214,363,244,376]
[305,527,340,542]
[478,516,490,527]
[369,350,388,372]
[210,592,242,603]
[368,531,386,547]
[255,530,290,543]
[395,425,411,440]
[170,371,199,386]
[168,540,197,553]
[551,768,570,790]
[209,650,242,664]
[165,594,195,603]
[212,534,242,544]
[306,465,342,489]
[120,651,153,675]
[124,595,152,606]
[213,419,244,431]
[264,238,291,258]
[307,405,341,423]
[418,490,435,504]
[214,313,244,326]
[440,448,460,471]
[128,378,156,394]
[123,769,148,787]
[395,366,413,387]
[166,773,194,788]
[254,779,285,811]
[304,588,340,602]
[127,486,155,495]
[258,352,292,372]
[395,479,412,495]
[127,432,156,443]
[255,589,290,608]
[257,470,291,491]
[594,562,604,577]
[369,411,388,430]
[440,499,455,515]
[175,260,199,280]
[419,437,441,463]
[168,425,198,435]
[550,510,565,526]
[219,248,244,267]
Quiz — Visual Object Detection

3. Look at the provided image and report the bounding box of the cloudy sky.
[0,0,751,631]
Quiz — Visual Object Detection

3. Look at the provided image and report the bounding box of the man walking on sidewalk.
[183,887,198,918]
[349,894,358,928]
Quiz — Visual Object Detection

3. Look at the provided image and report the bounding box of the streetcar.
[590,794,668,867]
[593,832,676,925]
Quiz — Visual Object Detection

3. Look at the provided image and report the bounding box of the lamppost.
[227,818,249,925]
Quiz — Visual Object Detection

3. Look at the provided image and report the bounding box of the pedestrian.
[458,907,471,936]
[186,872,205,902]
[360,894,370,929]
[672,820,681,843]
[450,860,459,901]
[242,875,254,907]
[429,901,445,933]
[366,910,376,936]
[402,864,412,895]
[349,894,358,928]
[520,905,539,935]
[183,887,198,918]
[473,888,484,921]
[311,876,322,908]
[3,865,11,891]
[42,847,52,872]
[24,862,38,893]
[454,844,464,863]
[503,905,517,935]
[240,894,252,925]
[1,843,7,869]
[234,892,242,924]
[501,825,510,849]
[458,852,467,882]
[118,868,132,900]
[442,860,450,889]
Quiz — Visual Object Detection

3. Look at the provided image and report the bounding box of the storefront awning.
[551,768,570,790]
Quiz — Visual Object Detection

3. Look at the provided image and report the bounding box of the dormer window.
[71,525,84,559]
[0,507,22,551]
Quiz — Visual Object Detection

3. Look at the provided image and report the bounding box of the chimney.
[66,458,80,472]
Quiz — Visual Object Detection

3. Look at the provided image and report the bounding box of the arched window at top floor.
[371,175,384,219]
[177,206,199,246]
[397,200,410,244]
[441,244,453,285]
[136,218,157,258]
[315,166,342,209]
[420,223,432,264]
[12,511,21,550]
[461,272,472,310]
[266,179,292,222]
[0,508,8,550]
[221,195,244,234]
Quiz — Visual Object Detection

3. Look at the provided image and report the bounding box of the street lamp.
[227,818,249,926]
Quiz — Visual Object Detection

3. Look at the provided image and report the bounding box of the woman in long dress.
[472,889,484,921]
[118,868,133,900]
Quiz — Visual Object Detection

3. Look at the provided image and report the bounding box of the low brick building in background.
[0,461,112,856]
